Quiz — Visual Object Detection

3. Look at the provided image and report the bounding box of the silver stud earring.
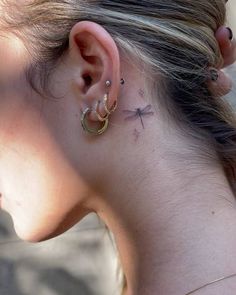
[105,79,125,87]
[106,80,112,87]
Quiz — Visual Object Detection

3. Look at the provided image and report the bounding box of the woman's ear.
[68,21,121,121]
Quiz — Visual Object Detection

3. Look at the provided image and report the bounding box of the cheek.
[0,123,91,242]
[0,33,93,242]
[0,33,30,84]
[2,151,91,242]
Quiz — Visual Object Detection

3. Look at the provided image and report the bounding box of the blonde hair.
[1,0,236,292]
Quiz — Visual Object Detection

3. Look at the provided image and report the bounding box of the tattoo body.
[123,105,154,129]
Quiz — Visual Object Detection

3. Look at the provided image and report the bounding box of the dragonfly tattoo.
[123,105,154,129]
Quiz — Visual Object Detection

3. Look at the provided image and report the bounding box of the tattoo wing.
[141,104,152,113]
[142,111,154,116]
[124,114,139,121]
[122,110,137,114]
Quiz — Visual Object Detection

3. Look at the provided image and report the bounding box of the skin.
[0,10,236,295]
[0,32,92,241]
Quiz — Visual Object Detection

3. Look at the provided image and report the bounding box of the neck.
[97,166,236,294]
[94,135,236,294]
[89,70,236,293]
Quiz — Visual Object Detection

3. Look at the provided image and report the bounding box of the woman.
[0,0,236,294]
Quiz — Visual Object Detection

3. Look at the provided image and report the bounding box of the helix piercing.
[106,80,112,87]
[209,69,219,82]
[226,27,233,40]
[105,79,125,88]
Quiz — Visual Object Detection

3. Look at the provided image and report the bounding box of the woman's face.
[0,31,93,242]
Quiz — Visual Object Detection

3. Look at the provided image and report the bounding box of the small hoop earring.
[93,100,109,122]
[103,94,118,115]
[81,108,109,135]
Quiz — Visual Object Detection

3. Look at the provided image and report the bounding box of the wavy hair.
[1,0,235,292]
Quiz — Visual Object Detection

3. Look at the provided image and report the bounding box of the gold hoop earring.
[81,108,109,135]
[103,94,118,115]
[93,100,109,122]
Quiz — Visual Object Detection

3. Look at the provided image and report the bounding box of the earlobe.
[68,21,121,130]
